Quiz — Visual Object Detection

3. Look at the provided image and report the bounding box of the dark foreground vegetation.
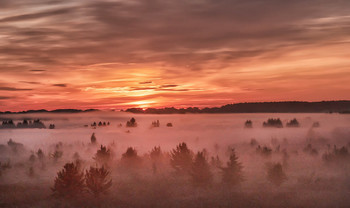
[1,127,350,208]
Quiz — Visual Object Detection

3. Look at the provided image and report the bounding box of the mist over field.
[1,112,350,208]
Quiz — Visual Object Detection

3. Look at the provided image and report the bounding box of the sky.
[1,0,350,111]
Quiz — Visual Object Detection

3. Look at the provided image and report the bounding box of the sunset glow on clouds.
[1,0,350,111]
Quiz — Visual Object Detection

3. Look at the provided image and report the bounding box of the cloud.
[139,81,153,84]
[0,87,32,91]
[30,70,46,72]
[0,7,74,23]
[52,84,67,87]
[0,96,13,100]
[0,0,350,110]
[19,81,41,85]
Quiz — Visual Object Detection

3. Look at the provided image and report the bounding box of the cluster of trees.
[244,120,253,128]
[91,121,110,127]
[126,117,137,127]
[52,163,112,198]
[49,140,291,200]
[286,118,300,127]
[151,120,160,127]
[322,145,349,163]
[0,119,46,129]
[263,118,283,128]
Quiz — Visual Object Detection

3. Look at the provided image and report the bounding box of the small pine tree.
[221,148,243,186]
[91,133,97,144]
[210,155,223,168]
[190,151,213,187]
[150,146,162,161]
[94,145,111,166]
[85,166,112,198]
[36,149,44,161]
[51,150,63,163]
[52,162,85,198]
[121,147,142,169]
[150,146,162,174]
[170,142,193,174]
[267,163,287,186]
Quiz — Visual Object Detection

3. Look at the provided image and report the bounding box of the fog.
[1,112,350,207]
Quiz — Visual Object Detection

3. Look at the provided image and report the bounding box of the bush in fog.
[126,117,137,127]
[52,162,85,198]
[250,138,258,147]
[303,144,318,156]
[7,139,24,153]
[90,133,97,144]
[85,166,112,197]
[210,155,223,168]
[322,145,349,163]
[51,150,63,162]
[29,153,36,163]
[170,142,193,174]
[36,149,45,161]
[221,148,243,186]
[121,147,142,169]
[190,151,213,187]
[94,145,112,166]
[267,163,287,186]
[256,145,272,157]
[0,161,11,177]
[244,120,253,128]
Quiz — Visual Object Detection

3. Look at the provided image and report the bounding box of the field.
[1,112,350,208]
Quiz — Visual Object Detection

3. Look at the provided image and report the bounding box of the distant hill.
[0,109,98,114]
[126,101,350,114]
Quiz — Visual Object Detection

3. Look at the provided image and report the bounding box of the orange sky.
[1,1,350,111]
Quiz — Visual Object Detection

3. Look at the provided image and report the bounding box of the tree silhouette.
[91,133,97,144]
[210,155,222,168]
[85,166,112,198]
[126,117,137,127]
[170,142,193,174]
[244,120,253,128]
[286,118,300,127]
[51,150,63,163]
[52,162,85,198]
[150,146,162,174]
[190,151,212,187]
[267,163,287,186]
[221,148,243,186]
[263,118,283,128]
[36,149,44,161]
[121,147,142,169]
[93,145,111,166]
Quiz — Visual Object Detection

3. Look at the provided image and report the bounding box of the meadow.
[1,112,350,208]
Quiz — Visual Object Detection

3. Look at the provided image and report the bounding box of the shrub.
[256,145,272,157]
[244,120,253,128]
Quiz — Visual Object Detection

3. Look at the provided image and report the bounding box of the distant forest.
[126,101,350,114]
[1,101,350,114]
